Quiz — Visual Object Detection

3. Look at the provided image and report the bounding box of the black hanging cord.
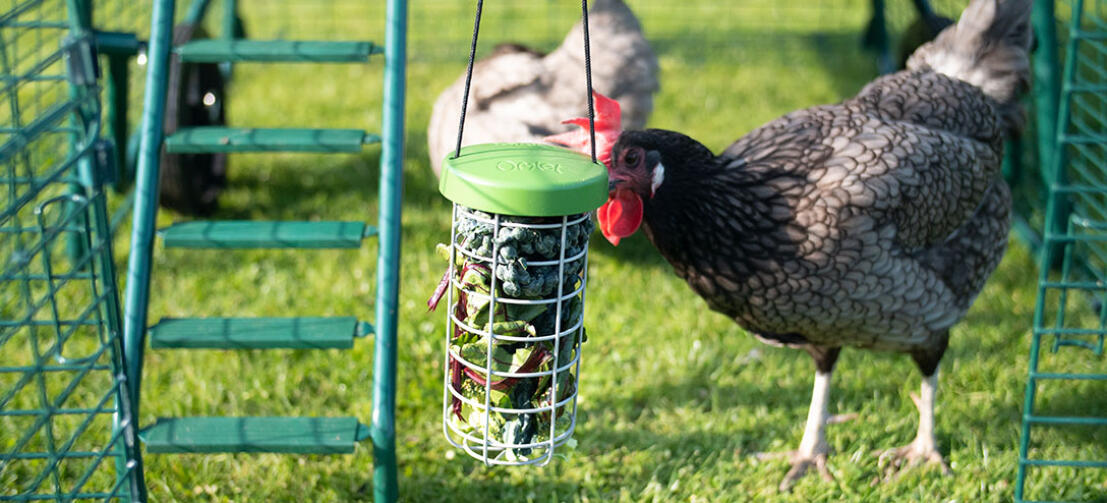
[453,0,485,159]
[453,0,598,163]
[581,0,597,163]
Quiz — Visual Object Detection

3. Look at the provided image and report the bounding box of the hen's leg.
[880,334,953,476]
[879,370,953,476]
[759,346,841,492]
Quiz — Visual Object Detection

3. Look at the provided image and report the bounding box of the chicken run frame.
[2,0,405,501]
[0,0,1103,501]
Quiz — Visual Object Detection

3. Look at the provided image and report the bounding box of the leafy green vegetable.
[432,208,592,460]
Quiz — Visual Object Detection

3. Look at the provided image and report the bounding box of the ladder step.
[150,316,361,349]
[1024,415,1107,426]
[143,416,368,454]
[176,39,381,63]
[165,127,380,153]
[161,221,373,249]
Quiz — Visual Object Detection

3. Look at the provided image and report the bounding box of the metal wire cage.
[1,0,143,500]
[1017,0,1107,501]
[441,205,592,466]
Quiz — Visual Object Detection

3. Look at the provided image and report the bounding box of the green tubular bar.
[221,0,235,80]
[149,316,359,349]
[372,0,406,501]
[164,126,379,153]
[143,416,369,454]
[123,0,174,415]
[160,220,371,249]
[175,40,381,63]
[1034,0,1061,178]
[105,54,129,190]
[184,0,213,27]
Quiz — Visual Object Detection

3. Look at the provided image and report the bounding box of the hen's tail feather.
[907,0,1032,132]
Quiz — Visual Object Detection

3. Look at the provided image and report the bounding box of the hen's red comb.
[544,91,622,168]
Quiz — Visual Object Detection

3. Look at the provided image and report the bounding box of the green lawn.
[126,1,1107,501]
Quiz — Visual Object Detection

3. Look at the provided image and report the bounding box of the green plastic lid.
[438,143,609,217]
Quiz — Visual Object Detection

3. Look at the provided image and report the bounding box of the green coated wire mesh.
[1,0,143,501]
[1017,1,1107,502]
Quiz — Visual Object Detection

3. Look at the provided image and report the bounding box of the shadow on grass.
[214,133,448,221]
[394,431,744,501]
[398,474,588,502]
[214,150,384,220]
[586,356,822,457]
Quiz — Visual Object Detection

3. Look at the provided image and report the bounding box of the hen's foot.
[755,450,834,492]
[753,413,854,491]
[877,438,953,479]
[877,391,953,480]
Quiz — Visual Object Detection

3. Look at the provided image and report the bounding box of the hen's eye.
[625,149,640,166]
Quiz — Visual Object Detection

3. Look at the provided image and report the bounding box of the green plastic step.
[165,127,380,153]
[143,416,369,454]
[176,39,381,63]
[161,221,373,249]
[149,316,364,349]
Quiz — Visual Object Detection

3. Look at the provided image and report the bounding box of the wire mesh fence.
[1,0,143,500]
[229,0,969,69]
[1017,0,1107,501]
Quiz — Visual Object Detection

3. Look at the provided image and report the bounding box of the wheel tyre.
[158,23,228,217]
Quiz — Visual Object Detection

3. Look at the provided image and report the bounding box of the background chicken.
[426,0,658,177]
[551,0,1031,490]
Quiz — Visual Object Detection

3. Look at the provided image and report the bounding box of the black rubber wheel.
[158,23,228,217]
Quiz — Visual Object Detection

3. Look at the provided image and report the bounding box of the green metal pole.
[372,0,405,501]
[1017,3,1081,499]
[864,0,893,74]
[85,154,148,503]
[122,0,176,410]
[220,0,236,81]
[106,55,130,191]
[1032,0,1060,182]
[66,1,148,499]
[184,0,214,26]
[64,0,93,267]
[1031,0,1064,269]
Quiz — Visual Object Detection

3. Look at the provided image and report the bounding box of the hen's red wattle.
[598,187,643,246]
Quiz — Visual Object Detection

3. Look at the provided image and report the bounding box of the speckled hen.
[548,0,1031,490]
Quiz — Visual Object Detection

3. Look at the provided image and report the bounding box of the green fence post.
[1016,2,1083,499]
[185,0,214,26]
[220,0,237,80]
[372,0,406,501]
[123,0,176,409]
[1032,0,1060,181]
[106,55,130,190]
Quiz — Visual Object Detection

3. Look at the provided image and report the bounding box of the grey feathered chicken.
[426,0,658,177]
[550,0,1031,489]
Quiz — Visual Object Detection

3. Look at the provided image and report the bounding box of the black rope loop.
[453,0,485,159]
[581,0,596,163]
[452,0,598,164]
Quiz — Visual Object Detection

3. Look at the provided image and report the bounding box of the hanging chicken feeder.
[434,142,607,466]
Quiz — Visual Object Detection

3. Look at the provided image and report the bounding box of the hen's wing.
[843,70,1005,249]
[720,70,1004,252]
